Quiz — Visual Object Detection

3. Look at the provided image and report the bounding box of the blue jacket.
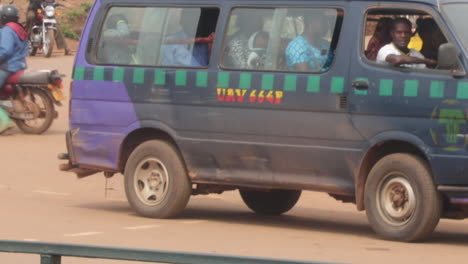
[0,23,28,73]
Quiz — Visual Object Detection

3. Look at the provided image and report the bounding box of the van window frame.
[218,4,345,74]
[90,3,221,70]
[440,3,468,61]
[360,4,466,76]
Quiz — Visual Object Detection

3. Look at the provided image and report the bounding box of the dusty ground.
[0,55,467,264]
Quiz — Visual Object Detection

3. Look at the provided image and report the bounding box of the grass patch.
[59,2,92,40]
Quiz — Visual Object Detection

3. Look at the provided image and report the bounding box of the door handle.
[352,80,369,90]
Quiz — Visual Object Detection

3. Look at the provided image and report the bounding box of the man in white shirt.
[376,18,437,68]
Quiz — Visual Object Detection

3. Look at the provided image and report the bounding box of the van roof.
[102,0,466,7]
[361,0,437,4]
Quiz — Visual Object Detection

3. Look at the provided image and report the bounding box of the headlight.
[45,6,55,17]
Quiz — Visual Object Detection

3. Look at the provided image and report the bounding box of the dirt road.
[0,55,468,264]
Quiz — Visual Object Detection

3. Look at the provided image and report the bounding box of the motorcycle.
[0,69,65,134]
[29,0,63,57]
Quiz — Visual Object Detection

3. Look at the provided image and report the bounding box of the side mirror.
[438,43,459,70]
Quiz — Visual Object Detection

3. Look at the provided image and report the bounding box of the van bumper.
[438,185,468,204]
[58,130,100,178]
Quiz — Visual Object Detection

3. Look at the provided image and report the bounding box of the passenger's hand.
[425,59,437,66]
[247,53,259,67]
[249,57,259,66]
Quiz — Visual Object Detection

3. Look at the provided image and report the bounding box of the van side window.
[221,8,274,70]
[363,9,459,71]
[96,7,219,67]
[221,8,343,72]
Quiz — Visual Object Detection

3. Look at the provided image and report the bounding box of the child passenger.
[247,31,269,69]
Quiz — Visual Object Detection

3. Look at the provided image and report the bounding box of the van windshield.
[443,3,468,52]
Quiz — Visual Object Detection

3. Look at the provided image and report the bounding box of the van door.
[348,2,468,185]
[215,3,363,194]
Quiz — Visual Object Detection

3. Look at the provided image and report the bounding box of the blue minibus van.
[60,0,468,241]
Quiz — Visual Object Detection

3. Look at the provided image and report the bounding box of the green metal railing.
[0,240,334,264]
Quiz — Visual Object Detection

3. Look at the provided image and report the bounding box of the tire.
[364,153,442,242]
[124,140,191,218]
[240,189,302,215]
[43,30,55,58]
[28,28,37,56]
[30,47,38,56]
[14,88,55,134]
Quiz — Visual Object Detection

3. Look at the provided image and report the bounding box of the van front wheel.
[364,153,442,242]
[124,140,191,218]
[240,189,301,215]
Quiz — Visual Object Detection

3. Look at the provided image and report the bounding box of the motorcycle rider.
[0,5,29,134]
[26,0,71,55]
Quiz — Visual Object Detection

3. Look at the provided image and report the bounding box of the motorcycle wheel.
[43,30,55,58]
[14,88,55,134]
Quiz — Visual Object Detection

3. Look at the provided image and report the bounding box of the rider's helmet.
[1,5,19,25]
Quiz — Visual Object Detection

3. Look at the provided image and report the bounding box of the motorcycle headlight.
[45,6,55,17]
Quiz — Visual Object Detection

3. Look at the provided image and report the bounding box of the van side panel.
[168,1,362,194]
[69,0,366,194]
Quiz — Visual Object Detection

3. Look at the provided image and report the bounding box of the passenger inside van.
[286,14,333,72]
[417,18,447,62]
[376,17,437,68]
[365,17,393,61]
[99,13,133,64]
[223,10,266,68]
[103,14,130,38]
[161,9,202,67]
[246,16,273,70]
[247,31,270,69]
[408,18,423,51]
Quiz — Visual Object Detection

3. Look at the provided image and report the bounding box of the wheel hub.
[148,171,163,190]
[390,186,407,208]
[24,101,41,119]
[134,158,169,206]
[378,175,416,226]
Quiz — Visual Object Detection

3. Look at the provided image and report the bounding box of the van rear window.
[95,6,219,67]
[221,7,343,72]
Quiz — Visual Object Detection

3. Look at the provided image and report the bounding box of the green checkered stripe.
[73,66,346,93]
[73,66,468,99]
[352,78,468,99]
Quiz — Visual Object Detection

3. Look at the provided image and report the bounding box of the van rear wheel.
[124,140,191,218]
[364,153,442,242]
[239,189,301,215]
